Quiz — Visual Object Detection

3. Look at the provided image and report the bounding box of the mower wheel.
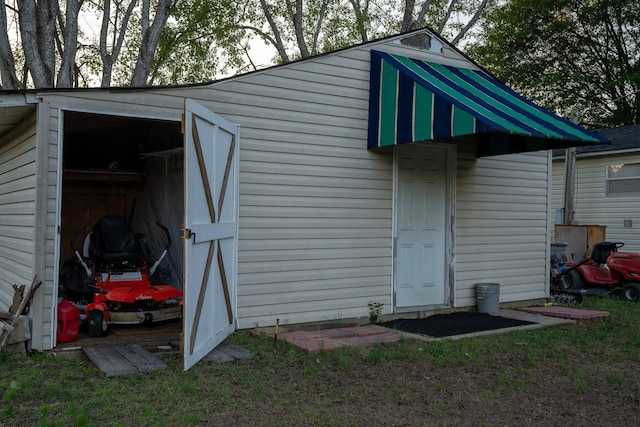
[567,270,584,289]
[622,283,640,302]
[556,274,572,290]
[88,309,108,337]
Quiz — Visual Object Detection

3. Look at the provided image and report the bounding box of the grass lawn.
[1,296,639,426]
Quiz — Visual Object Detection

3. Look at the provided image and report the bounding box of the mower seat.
[590,241,618,265]
[90,216,143,265]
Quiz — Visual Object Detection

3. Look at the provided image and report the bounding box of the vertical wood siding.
[0,114,36,312]
[553,154,640,251]
[36,104,57,350]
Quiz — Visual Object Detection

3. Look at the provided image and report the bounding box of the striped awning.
[367,50,607,156]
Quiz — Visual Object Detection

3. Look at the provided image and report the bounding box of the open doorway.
[57,111,185,345]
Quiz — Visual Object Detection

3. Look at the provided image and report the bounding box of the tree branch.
[258,0,290,63]
[437,0,457,34]
[310,0,328,55]
[451,0,488,45]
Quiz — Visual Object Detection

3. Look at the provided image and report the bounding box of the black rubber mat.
[379,311,535,338]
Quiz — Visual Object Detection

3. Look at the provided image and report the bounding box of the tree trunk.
[400,0,416,32]
[56,0,80,87]
[286,0,309,58]
[100,0,137,87]
[18,0,56,88]
[0,0,23,89]
[130,0,173,86]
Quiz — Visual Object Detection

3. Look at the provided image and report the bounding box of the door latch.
[182,228,194,241]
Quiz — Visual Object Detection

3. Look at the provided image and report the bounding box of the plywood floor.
[54,319,182,357]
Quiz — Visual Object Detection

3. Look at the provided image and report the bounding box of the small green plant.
[368,301,384,323]
[335,350,354,369]
[2,381,18,401]
[368,343,385,363]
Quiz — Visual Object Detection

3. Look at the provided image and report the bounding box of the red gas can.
[57,300,80,343]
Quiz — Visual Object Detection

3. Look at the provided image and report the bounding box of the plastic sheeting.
[131,154,184,290]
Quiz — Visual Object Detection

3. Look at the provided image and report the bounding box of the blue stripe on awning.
[367,50,608,156]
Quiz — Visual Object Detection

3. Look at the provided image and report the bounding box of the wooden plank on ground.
[202,347,235,363]
[83,345,168,376]
[216,342,253,360]
[83,346,138,376]
[202,341,253,363]
[115,344,167,373]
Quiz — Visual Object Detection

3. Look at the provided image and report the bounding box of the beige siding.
[40,42,471,329]
[552,153,640,252]
[455,149,550,307]
[214,50,395,328]
[0,114,37,311]
[35,38,553,333]
[40,45,402,329]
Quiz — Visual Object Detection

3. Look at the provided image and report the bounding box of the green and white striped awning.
[367,50,607,156]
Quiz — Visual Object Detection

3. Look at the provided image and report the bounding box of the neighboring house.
[552,125,640,253]
[0,28,604,368]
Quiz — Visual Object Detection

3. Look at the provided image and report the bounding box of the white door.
[183,99,239,371]
[395,145,448,309]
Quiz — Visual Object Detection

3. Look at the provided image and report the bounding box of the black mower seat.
[90,215,143,264]
[590,241,618,264]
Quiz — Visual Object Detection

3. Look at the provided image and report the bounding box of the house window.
[607,163,640,195]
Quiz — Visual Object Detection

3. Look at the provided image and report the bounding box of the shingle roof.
[552,124,640,157]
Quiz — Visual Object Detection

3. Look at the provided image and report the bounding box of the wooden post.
[0,276,41,348]
[563,111,580,225]
[563,146,577,225]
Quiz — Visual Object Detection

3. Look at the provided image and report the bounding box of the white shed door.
[395,145,447,309]
[183,99,239,371]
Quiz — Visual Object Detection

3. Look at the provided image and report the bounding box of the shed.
[0,29,605,369]
[552,124,640,251]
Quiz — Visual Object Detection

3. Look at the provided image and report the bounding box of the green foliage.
[466,0,640,128]
[150,0,246,85]
[368,301,384,323]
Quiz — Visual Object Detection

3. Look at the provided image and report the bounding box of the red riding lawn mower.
[553,241,640,302]
[60,215,183,337]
